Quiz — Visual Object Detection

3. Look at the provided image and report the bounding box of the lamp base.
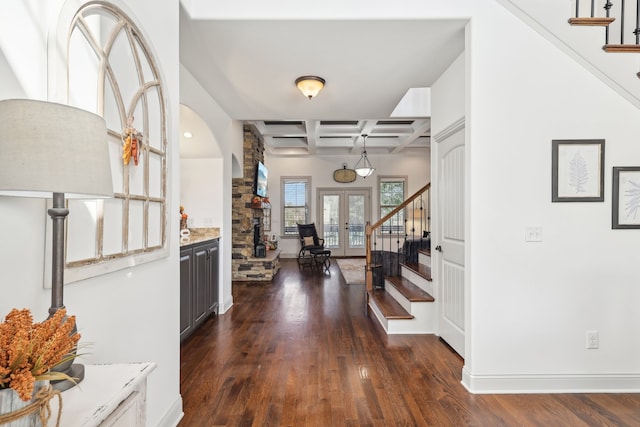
[51,363,85,392]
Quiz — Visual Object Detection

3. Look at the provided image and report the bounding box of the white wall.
[180,65,242,313]
[431,52,465,136]
[0,1,182,425]
[266,154,430,257]
[180,158,224,228]
[465,1,640,392]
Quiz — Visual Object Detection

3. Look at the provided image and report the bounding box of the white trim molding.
[462,367,640,394]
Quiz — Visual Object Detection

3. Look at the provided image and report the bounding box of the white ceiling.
[179,9,466,157]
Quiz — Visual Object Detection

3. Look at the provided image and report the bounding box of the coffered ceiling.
[179,6,466,157]
[248,118,430,157]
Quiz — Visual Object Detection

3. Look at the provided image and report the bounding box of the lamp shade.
[0,99,113,199]
[295,76,325,100]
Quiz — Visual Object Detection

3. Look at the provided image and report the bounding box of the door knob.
[435,245,442,252]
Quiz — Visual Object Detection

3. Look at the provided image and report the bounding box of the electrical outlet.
[525,226,543,242]
[586,330,599,349]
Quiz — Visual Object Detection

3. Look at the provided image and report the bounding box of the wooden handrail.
[371,183,430,230]
[364,183,430,302]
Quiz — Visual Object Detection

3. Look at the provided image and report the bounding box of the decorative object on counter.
[267,241,277,250]
[0,99,114,392]
[0,308,80,426]
[179,205,188,230]
[0,380,61,427]
[121,116,143,166]
[333,163,357,183]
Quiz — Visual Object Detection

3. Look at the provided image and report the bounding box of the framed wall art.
[552,139,605,202]
[612,167,640,229]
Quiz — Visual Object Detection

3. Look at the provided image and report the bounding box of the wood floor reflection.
[179,259,640,426]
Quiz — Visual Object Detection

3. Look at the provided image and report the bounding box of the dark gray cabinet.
[180,238,219,342]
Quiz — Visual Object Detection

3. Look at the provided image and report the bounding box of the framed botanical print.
[612,167,640,229]
[552,139,605,202]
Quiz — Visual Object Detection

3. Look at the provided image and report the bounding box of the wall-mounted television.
[255,161,268,198]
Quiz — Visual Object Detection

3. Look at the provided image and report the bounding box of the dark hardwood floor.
[180,259,640,426]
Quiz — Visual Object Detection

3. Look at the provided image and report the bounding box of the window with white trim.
[379,176,406,234]
[282,177,310,236]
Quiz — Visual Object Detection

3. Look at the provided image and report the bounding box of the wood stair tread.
[401,262,432,281]
[368,290,414,320]
[568,17,615,26]
[603,44,640,53]
[386,276,434,302]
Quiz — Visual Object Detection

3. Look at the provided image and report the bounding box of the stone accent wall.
[232,125,280,281]
[233,250,281,281]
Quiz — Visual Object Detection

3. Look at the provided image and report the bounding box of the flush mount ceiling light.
[354,134,375,178]
[295,75,325,100]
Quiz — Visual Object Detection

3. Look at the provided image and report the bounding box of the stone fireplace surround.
[231,125,280,281]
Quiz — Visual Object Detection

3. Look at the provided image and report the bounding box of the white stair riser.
[401,266,433,295]
[386,301,436,334]
[418,252,431,267]
[385,281,412,311]
[368,295,436,335]
[368,299,390,332]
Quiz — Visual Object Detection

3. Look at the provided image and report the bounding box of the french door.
[317,188,371,257]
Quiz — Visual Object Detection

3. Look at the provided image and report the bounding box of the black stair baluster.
[605,0,613,44]
[592,0,596,17]
[635,0,640,44]
[622,0,626,44]
[576,0,580,18]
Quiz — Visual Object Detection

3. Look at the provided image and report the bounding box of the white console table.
[50,362,156,426]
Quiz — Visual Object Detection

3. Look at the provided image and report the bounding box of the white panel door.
[437,127,465,357]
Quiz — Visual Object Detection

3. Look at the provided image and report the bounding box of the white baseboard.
[220,295,234,314]
[156,395,184,427]
[462,366,640,393]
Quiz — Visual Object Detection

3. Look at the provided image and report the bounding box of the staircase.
[368,248,436,334]
[570,0,640,72]
[364,184,435,334]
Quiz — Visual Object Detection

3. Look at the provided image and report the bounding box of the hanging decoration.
[333,163,357,183]
[122,116,143,166]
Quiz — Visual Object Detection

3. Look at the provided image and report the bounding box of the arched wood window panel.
[58,2,168,283]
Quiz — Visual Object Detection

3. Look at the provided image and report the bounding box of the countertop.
[180,227,220,247]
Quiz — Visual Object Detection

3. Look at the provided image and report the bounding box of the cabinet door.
[179,248,193,341]
[192,245,209,326]
[207,240,219,315]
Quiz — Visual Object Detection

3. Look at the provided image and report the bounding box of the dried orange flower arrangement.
[0,308,80,401]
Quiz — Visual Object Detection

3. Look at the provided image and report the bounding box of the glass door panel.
[318,189,370,257]
[322,194,340,249]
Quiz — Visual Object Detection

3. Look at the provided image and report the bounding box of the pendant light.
[354,134,375,178]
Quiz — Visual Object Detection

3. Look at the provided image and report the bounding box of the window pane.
[379,178,405,234]
[284,181,307,206]
[282,177,309,235]
[66,200,98,263]
[103,198,123,256]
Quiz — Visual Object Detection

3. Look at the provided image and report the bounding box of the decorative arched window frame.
[46,0,169,285]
